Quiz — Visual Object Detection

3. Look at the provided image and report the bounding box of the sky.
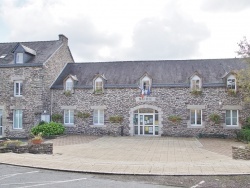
[0,0,250,62]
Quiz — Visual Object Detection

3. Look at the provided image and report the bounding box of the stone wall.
[51,87,249,137]
[0,143,53,154]
[232,146,250,160]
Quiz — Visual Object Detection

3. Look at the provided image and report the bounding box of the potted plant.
[63,90,72,97]
[168,115,182,123]
[191,89,202,96]
[31,132,43,144]
[209,113,220,124]
[227,89,237,97]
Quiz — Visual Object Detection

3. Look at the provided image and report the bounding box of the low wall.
[0,143,53,154]
[232,146,250,160]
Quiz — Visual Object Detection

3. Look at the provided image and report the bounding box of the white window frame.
[16,53,23,64]
[227,75,236,91]
[190,109,202,126]
[14,81,23,97]
[95,77,103,91]
[225,110,238,127]
[141,76,151,91]
[64,109,74,125]
[65,78,73,91]
[191,75,201,90]
[93,109,104,125]
[13,110,22,129]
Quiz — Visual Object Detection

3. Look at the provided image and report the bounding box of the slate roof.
[51,58,247,89]
[0,39,63,65]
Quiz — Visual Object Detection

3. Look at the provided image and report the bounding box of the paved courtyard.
[0,135,250,175]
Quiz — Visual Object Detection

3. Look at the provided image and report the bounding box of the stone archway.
[129,104,163,136]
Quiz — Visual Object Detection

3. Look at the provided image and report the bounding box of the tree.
[237,37,250,102]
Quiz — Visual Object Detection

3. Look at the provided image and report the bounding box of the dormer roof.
[12,43,37,56]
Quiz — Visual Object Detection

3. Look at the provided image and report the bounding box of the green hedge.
[31,122,65,137]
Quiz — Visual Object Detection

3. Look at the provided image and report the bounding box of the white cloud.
[0,0,250,61]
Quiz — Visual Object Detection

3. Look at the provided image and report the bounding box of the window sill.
[90,125,106,128]
[12,128,24,131]
[223,125,240,129]
[64,124,75,127]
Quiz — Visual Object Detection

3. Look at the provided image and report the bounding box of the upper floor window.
[191,75,201,90]
[16,53,23,64]
[93,109,104,125]
[65,78,73,91]
[190,109,202,126]
[94,77,103,93]
[227,75,236,91]
[14,81,23,97]
[226,110,238,126]
[140,75,152,96]
[13,109,23,129]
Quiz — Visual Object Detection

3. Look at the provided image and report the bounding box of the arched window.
[65,78,73,91]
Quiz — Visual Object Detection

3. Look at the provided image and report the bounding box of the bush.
[168,115,182,123]
[31,122,65,137]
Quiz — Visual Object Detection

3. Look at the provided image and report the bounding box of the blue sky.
[0,0,250,62]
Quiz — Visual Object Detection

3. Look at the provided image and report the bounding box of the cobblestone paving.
[197,138,247,157]
[48,135,101,146]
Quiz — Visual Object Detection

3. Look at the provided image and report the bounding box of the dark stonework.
[232,146,250,160]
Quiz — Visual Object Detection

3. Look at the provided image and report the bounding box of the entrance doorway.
[133,108,159,136]
[0,110,2,137]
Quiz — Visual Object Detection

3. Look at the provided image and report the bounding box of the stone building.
[0,35,74,138]
[51,58,249,137]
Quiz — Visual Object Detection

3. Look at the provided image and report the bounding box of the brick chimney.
[59,34,68,45]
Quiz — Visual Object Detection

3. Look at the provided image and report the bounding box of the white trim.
[222,105,242,110]
[187,105,205,110]
[93,109,104,125]
[227,75,236,91]
[14,81,23,97]
[16,53,23,64]
[61,106,76,110]
[13,109,23,129]
[64,109,74,125]
[190,109,202,126]
[225,109,239,127]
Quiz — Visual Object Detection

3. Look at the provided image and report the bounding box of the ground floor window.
[226,110,238,126]
[64,110,74,125]
[93,109,104,125]
[13,110,22,129]
[133,108,159,136]
[190,109,202,126]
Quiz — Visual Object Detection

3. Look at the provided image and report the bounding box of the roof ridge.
[0,39,59,44]
[71,58,241,64]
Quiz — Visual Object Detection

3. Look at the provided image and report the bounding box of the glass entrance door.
[134,109,159,136]
[0,110,2,137]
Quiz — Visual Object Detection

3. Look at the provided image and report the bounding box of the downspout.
[51,89,53,121]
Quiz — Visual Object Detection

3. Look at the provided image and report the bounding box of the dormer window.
[191,75,201,90]
[140,74,152,96]
[65,78,73,91]
[94,77,103,94]
[227,75,236,91]
[16,53,23,64]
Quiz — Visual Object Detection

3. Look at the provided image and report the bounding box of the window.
[226,110,238,126]
[65,78,73,91]
[14,81,23,96]
[16,53,23,64]
[227,75,236,90]
[64,110,74,124]
[95,77,103,92]
[190,109,202,126]
[13,110,22,129]
[93,109,104,125]
[141,76,151,95]
[191,75,201,90]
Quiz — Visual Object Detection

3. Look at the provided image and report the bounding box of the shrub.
[209,113,220,124]
[227,89,237,97]
[109,116,123,123]
[3,139,23,148]
[31,122,65,137]
[51,114,63,122]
